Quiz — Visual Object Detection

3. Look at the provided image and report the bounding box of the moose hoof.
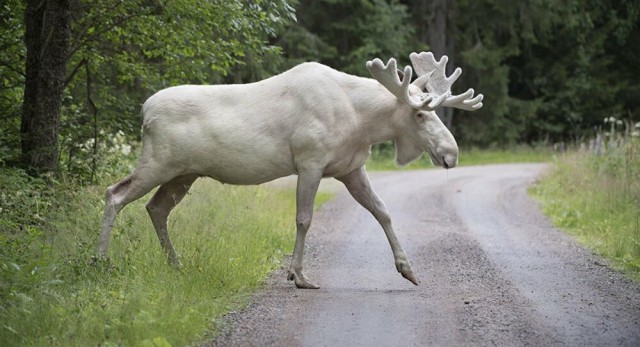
[287,270,320,289]
[397,263,419,286]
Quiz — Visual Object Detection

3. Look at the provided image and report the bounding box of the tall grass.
[531,120,640,279]
[0,168,321,346]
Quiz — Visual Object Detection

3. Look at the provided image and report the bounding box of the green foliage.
[56,0,297,181]
[531,121,640,280]
[0,0,25,163]
[279,0,419,75]
[0,0,297,180]
[453,0,640,145]
[0,162,306,346]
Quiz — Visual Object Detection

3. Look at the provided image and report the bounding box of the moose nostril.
[443,155,457,169]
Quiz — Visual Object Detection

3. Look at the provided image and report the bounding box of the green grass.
[365,144,552,171]
[0,171,333,346]
[530,141,640,280]
[457,146,553,166]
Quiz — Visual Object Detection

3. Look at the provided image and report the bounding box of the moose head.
[367,52,483,169]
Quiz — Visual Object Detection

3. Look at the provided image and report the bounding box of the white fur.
[98,53,480,289]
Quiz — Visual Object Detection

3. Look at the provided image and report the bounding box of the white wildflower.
[616,120,623,125]
[632,131,639,137]
[635,122,640,129]
[121,144,132,155]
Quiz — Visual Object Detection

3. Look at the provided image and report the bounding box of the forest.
[1,0,638,178]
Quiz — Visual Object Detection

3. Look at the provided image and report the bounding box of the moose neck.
[343,76,407,146]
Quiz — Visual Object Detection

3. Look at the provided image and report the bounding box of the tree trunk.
[426,0,453,128]
[21,0,71,175]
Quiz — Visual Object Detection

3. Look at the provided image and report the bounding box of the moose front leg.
[287,169,323,289]
[337,166,418,285]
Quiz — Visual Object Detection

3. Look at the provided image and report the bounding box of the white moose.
[98,52,483,289]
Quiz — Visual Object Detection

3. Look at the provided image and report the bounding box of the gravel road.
[209,163,640,347]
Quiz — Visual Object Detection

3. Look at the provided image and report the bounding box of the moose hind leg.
[145,174,198,267]
[99,169,165,257]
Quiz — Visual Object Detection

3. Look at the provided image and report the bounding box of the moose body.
[99,52,483,289]
[141,62,386,184]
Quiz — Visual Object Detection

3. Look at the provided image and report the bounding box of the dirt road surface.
[209,164,640,346]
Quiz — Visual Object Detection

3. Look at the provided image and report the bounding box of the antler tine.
[410,52,456,94]
[409,51,483,112]
[427,93,448,109]
[462,93,484,110]
[366,58,430,109]
[441,88,484,111]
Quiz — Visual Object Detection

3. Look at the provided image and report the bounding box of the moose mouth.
[425,147,444,168]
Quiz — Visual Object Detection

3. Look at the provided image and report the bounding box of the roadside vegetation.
[8,140,637,346]
[531,119,640,280]
[0,146,331,346]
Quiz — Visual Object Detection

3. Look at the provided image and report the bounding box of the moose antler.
[410,52,483,111]
[366,58,438,109]
[366,52,483,112]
